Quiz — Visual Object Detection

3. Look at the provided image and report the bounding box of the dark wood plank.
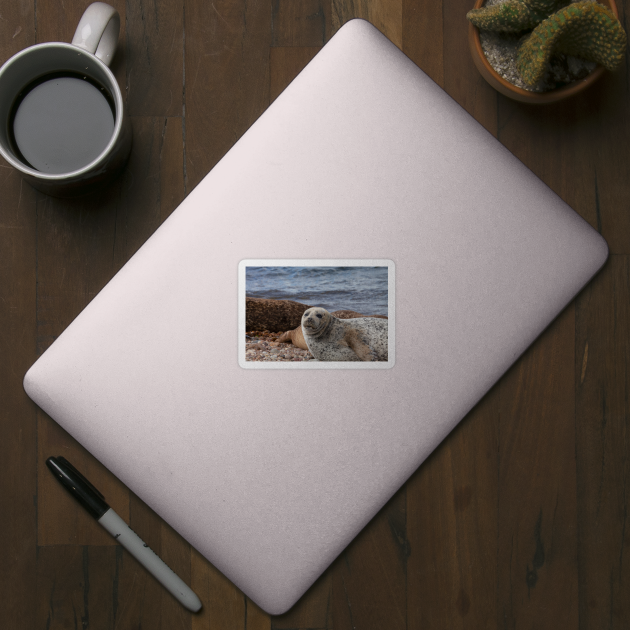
[576,256,630,629]
[331,486,407,630]
[443,0,497,132]
[107,494,193,629]
[575,0,629,254]
[407,394,499,629]
[272,0,331,46]
[331,0,402,48]
[0,0,35,54]
[36,545,118,630]
[247,600,271,630]
[184,0,272,192]
[0,4,39,629]
[402,0,444,88]
[497,305,578,628]
[0,138,39,630]
[582,72,630,254]
[126,0,184,117]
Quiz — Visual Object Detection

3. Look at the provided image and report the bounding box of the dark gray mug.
[0,2,131,197]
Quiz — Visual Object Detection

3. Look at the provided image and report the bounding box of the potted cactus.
[467,0,627,102]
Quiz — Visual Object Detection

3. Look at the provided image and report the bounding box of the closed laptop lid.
[24,19,607,614]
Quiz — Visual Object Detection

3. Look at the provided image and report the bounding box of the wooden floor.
[1,0,629,628]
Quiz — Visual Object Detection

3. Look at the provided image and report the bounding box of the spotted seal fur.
[301,307,388,361]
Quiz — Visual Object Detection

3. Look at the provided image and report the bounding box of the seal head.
[301,307,334,339]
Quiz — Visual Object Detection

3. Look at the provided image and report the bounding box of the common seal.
[301,307,388,361]
[278,310,388,351]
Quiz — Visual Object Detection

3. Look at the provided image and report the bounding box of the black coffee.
[10,73,115,174]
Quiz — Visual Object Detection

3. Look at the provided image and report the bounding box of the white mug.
[0,2,132,197]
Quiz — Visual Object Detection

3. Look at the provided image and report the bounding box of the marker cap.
[46,456,110,519]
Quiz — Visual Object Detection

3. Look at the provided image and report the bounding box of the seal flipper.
[340,328,376,362]
[278,325,309,350]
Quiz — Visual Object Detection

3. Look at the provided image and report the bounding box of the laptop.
[23,19,608,614]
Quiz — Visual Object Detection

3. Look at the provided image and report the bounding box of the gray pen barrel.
[98,508,202,612]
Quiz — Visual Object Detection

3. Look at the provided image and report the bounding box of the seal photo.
[301,307,388,362]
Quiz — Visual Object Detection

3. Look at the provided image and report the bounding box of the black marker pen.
[46,456,202,612]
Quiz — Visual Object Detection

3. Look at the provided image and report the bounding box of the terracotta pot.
[468,0,619,103]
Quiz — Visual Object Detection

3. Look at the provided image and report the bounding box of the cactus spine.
[516,1,627,85]
[467,0,568,33]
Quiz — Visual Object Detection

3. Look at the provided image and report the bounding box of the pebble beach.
[245,330,314,362]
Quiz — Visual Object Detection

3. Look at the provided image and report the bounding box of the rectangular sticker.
[238,259,395,369]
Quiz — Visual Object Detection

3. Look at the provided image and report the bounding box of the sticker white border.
[238,259,395,369]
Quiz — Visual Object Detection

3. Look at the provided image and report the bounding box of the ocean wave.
[246,266,388,315]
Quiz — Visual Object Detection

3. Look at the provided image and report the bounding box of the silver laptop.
[24,19,608,614]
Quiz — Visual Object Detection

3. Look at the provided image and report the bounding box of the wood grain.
[36,545,119,630]
[125,0,184,117]
[582,72,630,254]
[114,495,192,629]
[184,0,271,191]
[403,0,444,87]
[0,150,38,630]
[407,393,499,629]
[497,304,579,629]
[331,486,408,630]
[0,4,38,629]
[271,0,332,46]
[1,0,629,627]
[576,256,630,629]
[443,0,497,131]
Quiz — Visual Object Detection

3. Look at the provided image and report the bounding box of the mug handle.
[71,2,120,67]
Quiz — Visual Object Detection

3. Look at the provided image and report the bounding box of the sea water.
[245,266,388,316]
